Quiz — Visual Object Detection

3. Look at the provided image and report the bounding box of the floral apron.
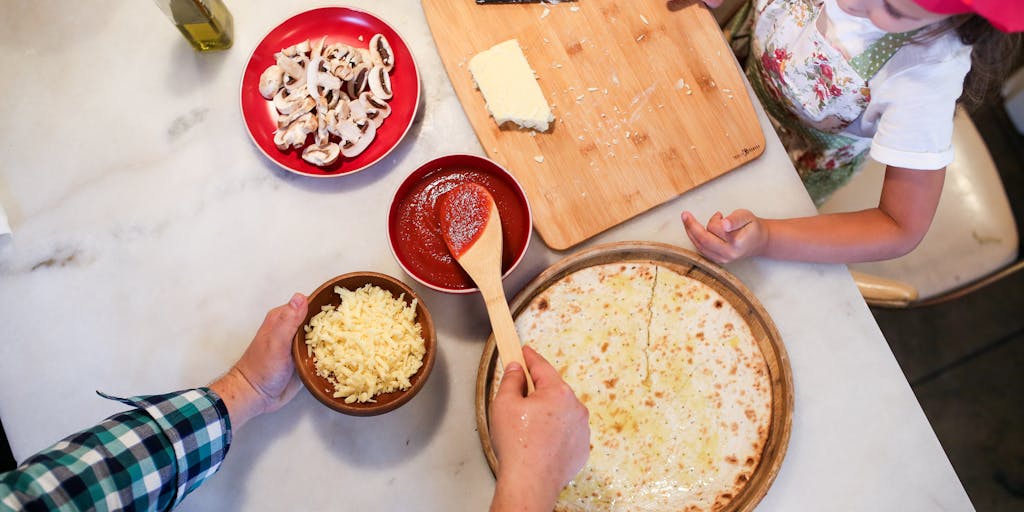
[744,0,918,205]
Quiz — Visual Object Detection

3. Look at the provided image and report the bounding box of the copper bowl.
[292,272,436,416]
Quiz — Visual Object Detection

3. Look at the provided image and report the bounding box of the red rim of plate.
[239,7,421,177]
[387,154,534,295]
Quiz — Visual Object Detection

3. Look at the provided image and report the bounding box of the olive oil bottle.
[154,0,234,51]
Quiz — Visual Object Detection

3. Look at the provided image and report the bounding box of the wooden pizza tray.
[422,0,765,250]
[475,241,793,511]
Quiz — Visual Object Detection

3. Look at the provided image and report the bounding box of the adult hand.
[489,346,590,512]
[681,209,768,264]
[210,293,308,429]
[699,0,725,7]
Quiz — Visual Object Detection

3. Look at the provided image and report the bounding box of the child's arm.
[681,165,945,264]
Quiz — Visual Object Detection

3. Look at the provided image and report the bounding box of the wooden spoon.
[438,183,534,394]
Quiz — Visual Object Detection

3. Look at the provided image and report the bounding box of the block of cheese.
[468,39,554,132]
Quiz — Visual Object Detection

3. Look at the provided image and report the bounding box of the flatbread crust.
[492,262,771,512]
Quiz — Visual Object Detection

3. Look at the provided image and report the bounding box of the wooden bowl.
[293,272,436,416]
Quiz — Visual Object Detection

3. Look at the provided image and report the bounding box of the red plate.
[240,7,420,177]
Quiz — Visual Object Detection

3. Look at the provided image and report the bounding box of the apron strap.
[848,29,920,79]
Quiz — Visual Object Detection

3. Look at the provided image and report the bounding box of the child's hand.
[698,0,725,7]
[681,210,768,264]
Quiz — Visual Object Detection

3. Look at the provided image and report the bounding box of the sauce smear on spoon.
[437,183,494,258]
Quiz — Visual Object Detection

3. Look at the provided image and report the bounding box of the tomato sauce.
[391,167,529,290]
[437,183,492,258]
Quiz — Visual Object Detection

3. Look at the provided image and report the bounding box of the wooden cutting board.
[422,0,765,250]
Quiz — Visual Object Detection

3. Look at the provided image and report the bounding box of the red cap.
[913,0,1024,32]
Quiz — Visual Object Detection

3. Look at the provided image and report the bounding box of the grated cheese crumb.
[304,284,425,404]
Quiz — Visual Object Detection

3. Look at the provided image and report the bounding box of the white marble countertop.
[0,1,973,510]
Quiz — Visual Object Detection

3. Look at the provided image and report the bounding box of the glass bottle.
[153,0,234,52]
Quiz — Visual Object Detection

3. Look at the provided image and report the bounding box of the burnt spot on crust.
[603,377,619,389]
[745,409,756,421]
[725,455,738,464]
[644,399,655,407]
[745,456,756,467]
[537,298,549,311]
[714,299,723,309]
[736,472,749,486]
[712,492,734,510]
[600,341,609,353]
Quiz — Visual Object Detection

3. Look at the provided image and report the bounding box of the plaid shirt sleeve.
[0,388,232,511]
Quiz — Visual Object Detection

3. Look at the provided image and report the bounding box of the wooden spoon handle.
[479,279,535,395]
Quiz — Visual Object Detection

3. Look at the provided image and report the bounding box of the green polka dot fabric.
[849,29,920,79]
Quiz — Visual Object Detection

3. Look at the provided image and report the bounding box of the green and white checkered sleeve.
[0,388,232,511]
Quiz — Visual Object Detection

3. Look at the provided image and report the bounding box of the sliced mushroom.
[324,88,347,110]
[259,65,284,99]
[273,88,311,115]
[306,56,342,99]
[276,96,315,128]
[281,40,310,58]
[346,64,371,99]
[341,120,376,158]
[273,112,315,150]
[282,73,307,96]
[369,34,394,72]
[358,92,391,127]
[275,53,306,81]
[347,96,368,122]
[325,101,352,138]
[314,97,331,146]
[323,43,352,62]
[309,36,326,61]
[367,65,393,100]
[334,118,363,145]
[302,142,341,166]
[358,48,373,66]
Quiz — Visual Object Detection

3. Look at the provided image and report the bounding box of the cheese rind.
[468,39,554,132]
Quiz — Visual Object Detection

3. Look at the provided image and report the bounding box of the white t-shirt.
[821,0,972,170]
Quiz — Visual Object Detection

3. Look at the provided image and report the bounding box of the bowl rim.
[386,153,533,294]
[292,271,436,416]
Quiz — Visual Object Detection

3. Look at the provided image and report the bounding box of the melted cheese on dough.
[496,263,771,512]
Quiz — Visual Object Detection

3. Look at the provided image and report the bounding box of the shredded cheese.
[304,284,425,403]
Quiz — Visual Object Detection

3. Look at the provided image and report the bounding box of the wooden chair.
[820,108,1021,307]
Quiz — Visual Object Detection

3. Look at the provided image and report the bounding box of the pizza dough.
[493,262,772,511]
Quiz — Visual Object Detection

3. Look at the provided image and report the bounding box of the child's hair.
[923,15,1023,109]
